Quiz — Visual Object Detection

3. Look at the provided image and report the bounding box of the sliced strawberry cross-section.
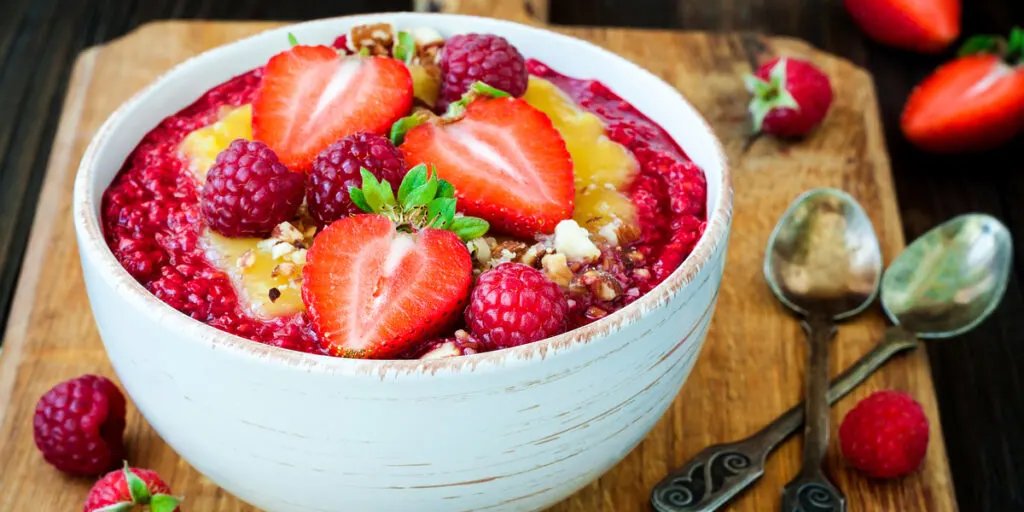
[399,96,574,238]
[253,46,413,172]
[302,214,473,359]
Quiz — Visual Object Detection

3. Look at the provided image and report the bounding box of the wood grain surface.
[0,2,956,511]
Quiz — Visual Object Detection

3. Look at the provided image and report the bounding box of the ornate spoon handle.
[650,326,918,512]
[780,315,844,512]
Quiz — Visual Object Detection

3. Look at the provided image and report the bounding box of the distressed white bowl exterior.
[73,13,732,512]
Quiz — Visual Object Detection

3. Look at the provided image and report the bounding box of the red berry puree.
[101,59,707,358]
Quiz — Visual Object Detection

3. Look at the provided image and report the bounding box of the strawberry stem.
[444,81,513,119]
[390,110,430,145]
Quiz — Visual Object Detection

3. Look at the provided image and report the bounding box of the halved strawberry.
[302,168,485,359]
[901,27,1024,153]
[398,93,574,238]
[253,45,413,172]
[302,215,472,358]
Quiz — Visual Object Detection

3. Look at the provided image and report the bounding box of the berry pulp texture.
[102,59,708,357]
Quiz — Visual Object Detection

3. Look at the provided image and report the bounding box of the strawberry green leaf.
[436,178,455,199]
[1009,26,1024,63]
[359,47,371,57]
[427,198,456,229]
[124,465,152,504]
[450,216,489,242]
[390,111,429,146]
[404,175,439,208]
[363,184,386,213]
[349,187,372,213]
[398,164,429,204]
[150,494,183,512]
[768,58,789,90]
[379,178,397,208]
[469,81,512,98]
[394,31,416,64]
[94,502,134,512]
[958,35,1001,57]
[743,74,772,97]
[287,32,299,47]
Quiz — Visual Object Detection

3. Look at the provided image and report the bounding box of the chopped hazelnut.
[272,263,297,279]
[467,238,491,265]
[271,222,304,244]
[625,250,645,264]
[633,268,652,280]
[290,249,307,265]
[494,240,529,261]
[271,242,295,260]
[349,23,395,56]
[236,250,256,270]
[541,253,573,289]
[586,306,608,319]
[572,269,623,301]
[519,244,545,267]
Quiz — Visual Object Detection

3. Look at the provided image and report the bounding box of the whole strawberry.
[307,132,408,227]
[200,139,305,237]
[33,375,126,476]
[839,390,930,479]
[466,262,569,350]
[902,27,1024,153]
[84,463,181,512]
[744,57,833,137]
[437,33,528,112]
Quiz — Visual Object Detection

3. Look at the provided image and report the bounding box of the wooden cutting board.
[0,1,956,510]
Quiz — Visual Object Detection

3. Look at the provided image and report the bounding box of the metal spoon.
[650,213,1011,512]
[767,189,882,512]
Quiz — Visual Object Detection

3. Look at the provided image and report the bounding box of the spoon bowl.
[765,188,884,319]
[882,213,1012,338]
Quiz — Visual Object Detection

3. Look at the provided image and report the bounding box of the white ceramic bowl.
[74,12,732,512]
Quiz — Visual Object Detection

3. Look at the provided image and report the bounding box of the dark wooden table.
[1,0,1021,509]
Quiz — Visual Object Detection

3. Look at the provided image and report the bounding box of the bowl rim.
[73,12,733,377]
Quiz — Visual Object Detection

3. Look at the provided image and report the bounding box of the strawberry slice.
[253,46,413,172]
[901,27,1024,153]
[302,214,473,359]
[399,96,574,238]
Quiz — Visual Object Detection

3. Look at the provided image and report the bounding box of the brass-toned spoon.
[651,212,1011,512]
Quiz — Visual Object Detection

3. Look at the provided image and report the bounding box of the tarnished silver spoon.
[650,212,1011,512]
[768,189,882,512]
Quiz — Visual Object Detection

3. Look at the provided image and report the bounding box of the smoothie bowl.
[73,12,732,511]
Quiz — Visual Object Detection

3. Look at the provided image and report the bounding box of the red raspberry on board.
[839,390,930,479]
[437,34,528,112]
[200,139,305,237]
[33,374,127,476]
[466,262,569,350]
[83,463,181,512]
[307,132,408,227]
[744,57,833,137]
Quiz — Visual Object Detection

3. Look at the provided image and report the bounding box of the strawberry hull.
[101,50,707,359]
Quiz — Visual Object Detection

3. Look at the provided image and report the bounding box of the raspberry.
[839,390,930,479]
[437,34,528,112]
[307,132,407,227]
[33,375,127,476]
[200,139,305,237]
[84,464,180,512]
[466,263,568,350]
